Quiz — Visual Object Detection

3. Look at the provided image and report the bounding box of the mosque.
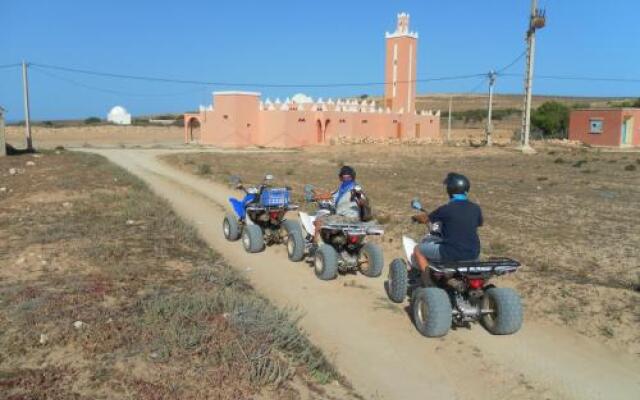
[184,13,441,147]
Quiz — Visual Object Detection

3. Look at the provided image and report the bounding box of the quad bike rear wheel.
[242,224,265,253]
[386,258,408,303]
[359,242,384,278]
[412,287,452,337]
[282,220,305,262]
[223,213,241,241]
[480,287,523,335]
[314,244,338,280]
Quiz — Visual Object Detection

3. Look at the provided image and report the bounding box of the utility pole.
[521,0,546,153]
[486,70,496,147]
[22,61,33,151]
[447,96,452,143]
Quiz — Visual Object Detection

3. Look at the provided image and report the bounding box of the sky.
[1,0,639,121]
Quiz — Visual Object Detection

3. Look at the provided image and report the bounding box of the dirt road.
[83,148,640,400]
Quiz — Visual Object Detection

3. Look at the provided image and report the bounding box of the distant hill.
[414,93,633,113]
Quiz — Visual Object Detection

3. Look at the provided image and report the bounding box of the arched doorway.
[396,122,402,139]
[188,118,201,143]
[324,119,331,142]
[316,120,323,143]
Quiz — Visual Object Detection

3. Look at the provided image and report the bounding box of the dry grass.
[163,143,640,355]
[4,125,184,150]
[0,151,355,399]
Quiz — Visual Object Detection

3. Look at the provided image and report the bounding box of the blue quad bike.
[223,175,305,256]
[385,198,523,337]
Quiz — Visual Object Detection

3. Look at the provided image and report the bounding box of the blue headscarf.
[450,193,468,202]
[335,180,355,204]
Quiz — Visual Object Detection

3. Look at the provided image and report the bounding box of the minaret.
[384,12,418,114]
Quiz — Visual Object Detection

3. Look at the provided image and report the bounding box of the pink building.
[569,108,640,147]
[184,13,441,147]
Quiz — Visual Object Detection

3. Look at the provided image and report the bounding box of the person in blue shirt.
[412,172,483,278]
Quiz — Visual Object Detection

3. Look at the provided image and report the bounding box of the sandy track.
[82,148,640,400]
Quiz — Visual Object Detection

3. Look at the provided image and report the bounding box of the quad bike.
[287,184,385,280]
[386,198,523,337]
[223,174,303,254]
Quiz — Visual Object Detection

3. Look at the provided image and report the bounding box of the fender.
[229,193,257,220]
[298,212,316,236]
[402,235,417,263]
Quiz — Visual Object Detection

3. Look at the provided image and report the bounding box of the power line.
[31,62,486,88]
[500,72,640,83]
[497,50,527,73]
[32,66,208,98]
[0,63,20,70]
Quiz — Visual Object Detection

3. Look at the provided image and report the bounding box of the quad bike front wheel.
[242,224,265,253]
[314,245,338,280]
[359,242,384,278]
[282,220,305,262]
[386,258,408,303]
[223,213,241,241]
[412,287,452,337]
[480,287,523,335]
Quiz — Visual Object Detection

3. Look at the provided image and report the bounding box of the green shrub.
[196,163,212,175]
[531,101,570,138]
[84,117,101,124]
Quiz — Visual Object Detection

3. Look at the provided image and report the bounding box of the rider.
[412,172,483,281]
[312,165,368,243]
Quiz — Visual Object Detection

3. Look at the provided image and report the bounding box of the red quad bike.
[385,198,523,337]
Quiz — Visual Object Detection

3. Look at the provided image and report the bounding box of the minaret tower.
[384,12,418,114]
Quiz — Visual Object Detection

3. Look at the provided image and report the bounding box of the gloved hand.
[411,213,429,224]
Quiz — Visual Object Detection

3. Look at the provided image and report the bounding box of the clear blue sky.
[1,0,639,121]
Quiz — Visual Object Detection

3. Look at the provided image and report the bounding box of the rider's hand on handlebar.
[411,213,429,224]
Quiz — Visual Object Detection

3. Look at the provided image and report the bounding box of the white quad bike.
[386,198,523,337]
[286,184,385,280]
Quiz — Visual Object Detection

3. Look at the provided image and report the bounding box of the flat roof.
[213,91,261,96]
[574,108,640,111]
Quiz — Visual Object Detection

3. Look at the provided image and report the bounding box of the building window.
[246,123,251,127]
[223,115,229,119]
[392,120,398,123]
[298,118,306,122]
[361,120,368,124]
[339,119,346,123]
[589,118,603,134]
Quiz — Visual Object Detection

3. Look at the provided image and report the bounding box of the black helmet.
[443,172,470,197]
[339,165,356,180]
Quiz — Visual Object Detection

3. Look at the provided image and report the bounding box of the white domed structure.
[291,93,313,104]
[107,106,131,125]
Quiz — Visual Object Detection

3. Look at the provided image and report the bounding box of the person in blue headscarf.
[312,165,367,243]
[412,172,483,275]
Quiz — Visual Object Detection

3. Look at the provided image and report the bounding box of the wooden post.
[486,71,496,146]
[22,61,33,151]
[447,96,452,143]
[0,107,6,157]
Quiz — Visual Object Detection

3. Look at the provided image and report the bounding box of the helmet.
[443,172,470,197]
[339,165,356,180]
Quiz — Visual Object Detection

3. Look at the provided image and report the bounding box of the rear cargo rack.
[429,257,520,275]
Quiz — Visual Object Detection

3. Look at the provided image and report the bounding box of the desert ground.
[4,125,186,149]
[164,144,640,356]
[0,150,358,399]
[2,125,640,399]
